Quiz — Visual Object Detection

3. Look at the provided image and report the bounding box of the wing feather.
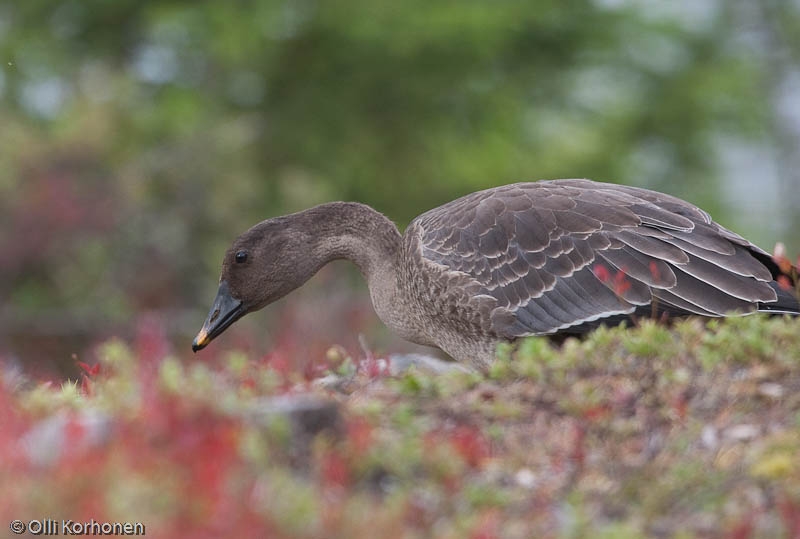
[410,179,789,338]
[657,234,772,280]
[597,246,677,289]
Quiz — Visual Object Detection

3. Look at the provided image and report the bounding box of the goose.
[192,179,799,369]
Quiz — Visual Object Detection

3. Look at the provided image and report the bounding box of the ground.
[2,315,800,538]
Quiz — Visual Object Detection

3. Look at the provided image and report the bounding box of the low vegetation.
[2,314,800,538]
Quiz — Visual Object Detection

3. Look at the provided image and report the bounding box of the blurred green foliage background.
[1,0,799,371]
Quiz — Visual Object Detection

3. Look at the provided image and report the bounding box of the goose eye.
[235,250,248,263]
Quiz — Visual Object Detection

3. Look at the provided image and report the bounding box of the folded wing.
[412,179,787,338]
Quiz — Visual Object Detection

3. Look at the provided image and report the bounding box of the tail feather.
[758,281,800,315]
[748,244,799,315]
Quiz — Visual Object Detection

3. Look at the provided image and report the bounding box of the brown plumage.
[193,179,799,369]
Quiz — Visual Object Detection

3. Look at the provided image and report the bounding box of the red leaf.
[773,242,793,274]
[778,495,800,538]
[728,513,754,539]
[77,361,100,377]
[582,404,610,421]
[470,510,500,539]
[265,353,292,378]
[777,275,793,292]
[80,375,93,397]
[672,393,688,420]
[570,423,586,467]
[321,451,349,489]
[360,357,387,379]
[346,417,374,456]
[450,425,490,468]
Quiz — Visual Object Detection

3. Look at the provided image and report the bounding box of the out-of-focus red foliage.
[0,304,413,538]
[778,495,800,539]
[0,158,118,276]
[448,425,491,469]
[0,389,27,473]
[727,513,755,539]
[319,450,350,490]
[470,510,501,539]
[0,321,278,538]
[569,422,587,468]
[772,243,800,300]
[134,314,172,367]
[345,417,374,457]
[425,423,491,472]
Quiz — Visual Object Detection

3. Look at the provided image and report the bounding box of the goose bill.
[192,281,246,352]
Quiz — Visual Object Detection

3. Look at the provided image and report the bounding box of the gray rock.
[22,409,111,468]
[246,394,342,466]
[387,353,473,375]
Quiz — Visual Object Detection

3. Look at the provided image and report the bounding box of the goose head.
[192,216,313,351]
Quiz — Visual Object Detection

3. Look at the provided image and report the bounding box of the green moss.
[258,470,321,536]
[96,338,135,369]
[590,522,646,539]
[263,414,292,448]
[394,369,440,397]
[158,357,184,394]
[516,337,558,365]
[699,315,776,368]
[463,481,510,508]
[20,379,90,413]
[224,351,250,376]
[9,314,800,537]
[390,403,419,430]
[57,380,85,408]
[488,354,514,381]
[437,369,482,397]
[622,320,675,359]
